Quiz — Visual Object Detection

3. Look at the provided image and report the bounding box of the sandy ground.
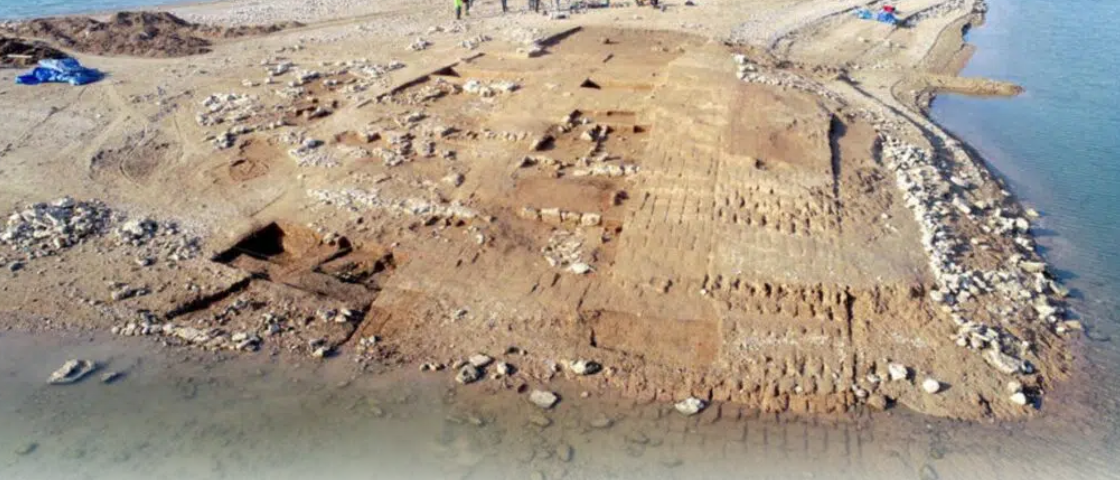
[0,0,1081,422]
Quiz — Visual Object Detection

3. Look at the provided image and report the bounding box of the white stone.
[888,363,909,381]
[1010,392,1028,406]
[456,365,482,384]
[568,359,601,375]
[48,359,96,385]
[674,397,707,416]
[922,378,941,394]
[468,354,493,368]
[569,263,592,274]
[529,390,559,409]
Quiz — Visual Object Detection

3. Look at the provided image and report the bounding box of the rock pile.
[462,79,519,97]
[1,197,111,258]
[880,134,1062,374]
[731,54,842,103]
[539,229,592,271]
[310,188,478,221]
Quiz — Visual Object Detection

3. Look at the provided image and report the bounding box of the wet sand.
[1,330,1116,479]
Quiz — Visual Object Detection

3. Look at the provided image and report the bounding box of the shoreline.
[0,0,1084,422]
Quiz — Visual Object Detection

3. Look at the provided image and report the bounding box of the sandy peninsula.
[0,0,1077,421]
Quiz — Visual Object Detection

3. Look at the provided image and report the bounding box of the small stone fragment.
[528,413,552,427]
[456,365,482,384]
[922,378,942,394]
[589,414,613,428]
[14,442,37,456]
[674,397,707,416]
[888,363,909,382]
[569,262,592,274]
[529,390,559,409]
[556,443,573,462]
[568,359,601,375]
[468,354,493,368]
[48,359,96,385]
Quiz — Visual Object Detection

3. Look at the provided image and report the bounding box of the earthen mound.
[0,37,67,67]
[4,11,301,58]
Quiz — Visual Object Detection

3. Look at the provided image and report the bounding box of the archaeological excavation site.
[0,1,1079,424]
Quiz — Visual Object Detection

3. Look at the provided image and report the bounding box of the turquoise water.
[0,0,189,19]
[932,0,1120,353]
[933,0,1120,438]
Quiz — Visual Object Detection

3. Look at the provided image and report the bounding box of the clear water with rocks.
[3,0,1120,478]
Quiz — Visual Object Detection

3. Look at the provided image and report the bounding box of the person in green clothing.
[455,0,464,19]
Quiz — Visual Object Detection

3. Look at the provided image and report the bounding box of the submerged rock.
[48,359,96,385]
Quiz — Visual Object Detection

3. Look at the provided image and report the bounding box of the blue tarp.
[856,8,899,25]
[16,58,103,86]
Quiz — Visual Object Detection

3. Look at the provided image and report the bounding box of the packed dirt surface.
[0,37,66,68]
[0,0,1079,422]
[2,11,301,58]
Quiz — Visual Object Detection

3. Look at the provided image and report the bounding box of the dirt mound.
[4,11,301,58]
[0,37,66,68]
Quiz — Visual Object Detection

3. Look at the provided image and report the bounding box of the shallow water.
[932,0,1120,410]
[0,0,190,20]
[1,331,1117,480]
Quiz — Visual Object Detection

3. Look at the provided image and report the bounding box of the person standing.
[501,0,508,13]
[455,0,463,19]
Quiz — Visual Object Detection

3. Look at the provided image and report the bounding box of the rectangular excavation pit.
[211,222,388,304]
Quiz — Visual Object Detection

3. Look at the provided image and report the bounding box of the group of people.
[455,0,565,20]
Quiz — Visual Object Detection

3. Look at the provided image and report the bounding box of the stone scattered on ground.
[567,359,601,375]
[589,414,614,429]
[456,364,482,384]
[14,442,37,456]
[529,390,559,409]
[556,443,574,462]
[468,354,493,368]
[674,397,707,416]
[528,413,552,427]
[922,378,942,394]
[48,359,97,385]
[888,363,909,382]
